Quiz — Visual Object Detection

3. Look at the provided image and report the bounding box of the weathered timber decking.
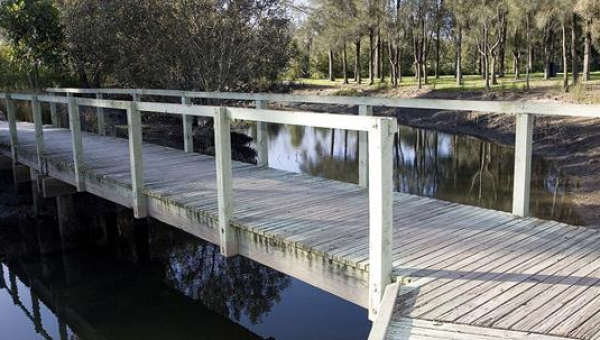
[3,120,600,340]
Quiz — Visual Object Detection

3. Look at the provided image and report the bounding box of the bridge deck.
[2,121,600,340]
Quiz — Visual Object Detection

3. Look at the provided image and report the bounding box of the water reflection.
[0,170,370,340]
[249,124,581,225]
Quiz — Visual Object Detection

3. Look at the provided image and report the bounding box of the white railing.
[45,87,600,217]
[0,90,396,319]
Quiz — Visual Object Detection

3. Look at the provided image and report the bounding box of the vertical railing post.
[512,113,534,217]
[359,104,373,187]
[67,98,85,192]
[256,100,268,166]
[127,101,147,219]
[31,95,45,172]
[49,92,59,127]
[96,93,105,136]
[214,107,238,256]
[367,117,396,321]
[5,94,19,164]
[132,92,141,102]
[181,95,194,153]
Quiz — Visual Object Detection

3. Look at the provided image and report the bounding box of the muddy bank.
[283,89,600,226]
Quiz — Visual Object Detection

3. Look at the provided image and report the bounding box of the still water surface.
[248,124,581,225]
[0,174,370,340]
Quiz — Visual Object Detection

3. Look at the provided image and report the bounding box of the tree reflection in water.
[150,222,291,323]
[257,122,582,226]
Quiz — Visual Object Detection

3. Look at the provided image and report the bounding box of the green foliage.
[0,0,65,89]
[63,0,293,91]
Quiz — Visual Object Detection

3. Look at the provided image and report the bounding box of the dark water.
[247,124,582,226]
[0,174,370,340]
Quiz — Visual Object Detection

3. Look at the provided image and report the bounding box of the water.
[247,123,582,225]
[0,174,370,340]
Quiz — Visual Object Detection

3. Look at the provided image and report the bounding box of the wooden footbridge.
[1,88,600,340]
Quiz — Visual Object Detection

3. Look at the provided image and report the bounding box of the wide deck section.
[2,121,600,339]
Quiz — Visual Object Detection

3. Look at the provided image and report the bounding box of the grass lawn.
[295,72,600,103]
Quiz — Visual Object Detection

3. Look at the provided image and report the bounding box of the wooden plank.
[181,96,194,153]
[359,104,372,187]
[368,117,396,320]
[256,100,268,166]
[6,95,19,163]
[126,101,147,218]
[512,113,534,217]
[47,87,600,118]
[214,107,237,256]
[369,280,401,340]
[96,93,105,136]
[386,318,578,340]
[67,98,85,192]
[13,164,30,184]
[31,96,45,172]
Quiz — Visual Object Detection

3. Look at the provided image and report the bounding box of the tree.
[0,0,65,90]
[575,0,600,81]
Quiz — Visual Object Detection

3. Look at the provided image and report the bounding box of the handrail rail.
[1,90,396,320]
[46,87,600,118]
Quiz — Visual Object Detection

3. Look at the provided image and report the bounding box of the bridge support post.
[127,101,147,218]
[256,100,269,166]
[512,113,534,217]
[182,95,194,153]
[50,92,59,127]
[67,98,85,192]
[368,117,396,321]
[359,105,373,188]
[31,95,45,172]
[6,94,19,163]
[96,93,105,136]
[215,107,238,256]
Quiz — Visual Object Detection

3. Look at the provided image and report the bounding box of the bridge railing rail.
[45,87,600,218]
[0,91,395,319]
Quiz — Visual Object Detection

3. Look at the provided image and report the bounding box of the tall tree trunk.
[499,14,508,78]
[329,48,335,81]
[562,21,569,91]
[583,21,592,82]
[354,37,362,84]
[543,28,552,80]
[571,13,579,85]
[456,26,462,85]
[491,55,497,85]
[379,38,385,82]
[369,28,375,85]
[526,13,531,91]
[514,53,520,80]
[342,43,349,84]
[435,20,441,79]
[374,31,380,80]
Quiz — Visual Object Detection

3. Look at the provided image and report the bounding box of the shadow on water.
[247,123,582,226]
[0,170,371,340]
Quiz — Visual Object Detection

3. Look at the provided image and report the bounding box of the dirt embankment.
[288,87,600,226]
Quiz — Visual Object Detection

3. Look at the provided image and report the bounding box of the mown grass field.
[296,72,600,103]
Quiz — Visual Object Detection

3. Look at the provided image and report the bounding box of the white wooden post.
[127,101,147,219]
[256,100,268,166]
[5,95,19,163]
[49,92,58,127]
[214,107,238,256]
[96,93,105,136]
[132,92,141,102]
[359,104,373,187]
[512,113,534,217]
[368,117,396,321]
[181,96,194,153]
[67,98,85,192]
[31,96,45,172]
